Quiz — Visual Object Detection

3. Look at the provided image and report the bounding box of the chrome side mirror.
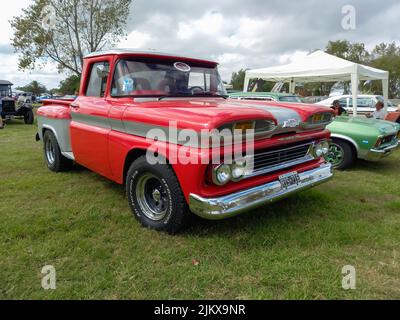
[97,64,109,78]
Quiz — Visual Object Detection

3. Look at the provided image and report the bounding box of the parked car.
[0,80,34,124]
[36,50,334,233]
[17,92,35,104]
[303,96,329,104]
[229,91,303,103]
[316,95,398,114]
[37,94,52,103]
[228,92,400,169]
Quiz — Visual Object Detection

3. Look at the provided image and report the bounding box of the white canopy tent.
[243,50,389,116]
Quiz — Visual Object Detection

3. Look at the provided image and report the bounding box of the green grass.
[1,120,400,299]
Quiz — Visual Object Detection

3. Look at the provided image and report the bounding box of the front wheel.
[126,156,190,234]
[43,131,72,172]
[326,139,356,170]
[24,109,34,124]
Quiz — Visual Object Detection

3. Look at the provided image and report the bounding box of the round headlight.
[315,146,324,157]
[321,141,330,155]
[231,161,246,180]
[314,140,330,157]
[214,164,231,185]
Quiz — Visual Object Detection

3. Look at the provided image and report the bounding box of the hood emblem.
[282,119,300,128]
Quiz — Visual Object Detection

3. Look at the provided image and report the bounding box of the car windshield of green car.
[279,96,302,103]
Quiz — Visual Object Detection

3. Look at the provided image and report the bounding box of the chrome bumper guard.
[189,163,333,220]
[365,141,399,161]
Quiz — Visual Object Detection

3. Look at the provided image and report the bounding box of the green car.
[229,92,400,169]
[327,116,399,169]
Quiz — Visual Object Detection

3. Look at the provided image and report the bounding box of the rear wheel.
[126,156,190,233]
[326,139,356,170]
[43,131,72,172]
[24,109,34,124]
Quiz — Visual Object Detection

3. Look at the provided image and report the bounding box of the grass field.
[0,120,399,299]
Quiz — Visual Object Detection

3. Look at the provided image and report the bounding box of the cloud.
[121,0,400,81]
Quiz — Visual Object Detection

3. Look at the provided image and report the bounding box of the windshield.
[278,96,302,103]
[111,59,227,98]
[0,85,11,97]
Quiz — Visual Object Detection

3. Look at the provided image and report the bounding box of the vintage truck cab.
[37,49,334,233]
[0,80,34,124]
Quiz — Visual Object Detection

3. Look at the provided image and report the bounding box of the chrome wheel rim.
[326,143,344,167]
[45,139,55,165]
[136,173,168,221]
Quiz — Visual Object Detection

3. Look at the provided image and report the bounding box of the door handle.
[70,103,80,109]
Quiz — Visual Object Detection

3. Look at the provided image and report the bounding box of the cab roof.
[84,49,217,65]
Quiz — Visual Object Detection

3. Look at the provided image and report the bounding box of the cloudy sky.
[1,0,399,89]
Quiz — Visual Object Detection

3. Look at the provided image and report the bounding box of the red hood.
[121,98,332,131]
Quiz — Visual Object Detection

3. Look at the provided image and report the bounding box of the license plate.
[279,171,300,189]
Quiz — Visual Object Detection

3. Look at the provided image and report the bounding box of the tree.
[325,40,370,64]
[230,69,247,90]
[10,0,133,76]
[370,42,400,98]
[58,75,81,95]
[17,80,47,95]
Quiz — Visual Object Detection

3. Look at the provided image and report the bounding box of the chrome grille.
[247,141,314,177]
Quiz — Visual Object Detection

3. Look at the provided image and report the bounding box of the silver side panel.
[37,115,73,154]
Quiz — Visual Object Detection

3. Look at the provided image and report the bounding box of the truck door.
[70,60,113,178]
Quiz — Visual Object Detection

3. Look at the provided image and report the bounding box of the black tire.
[43,130,72,172]
[126,156,190,234]
[327,138,356,170]
[24,109,34,124]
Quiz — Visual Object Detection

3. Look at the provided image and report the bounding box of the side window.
[86,62,109,97]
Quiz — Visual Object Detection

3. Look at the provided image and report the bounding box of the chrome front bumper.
[189,163,333,220]
[365,141,399,161]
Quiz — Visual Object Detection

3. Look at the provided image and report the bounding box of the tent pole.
[289,78,296,94]
[382,78,389,112]
[243,76,250,92]
[351,73,358,117]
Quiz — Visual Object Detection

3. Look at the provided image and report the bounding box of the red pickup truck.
[37,49,334,233]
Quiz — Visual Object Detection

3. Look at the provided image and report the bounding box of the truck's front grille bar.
[246,141,315,178]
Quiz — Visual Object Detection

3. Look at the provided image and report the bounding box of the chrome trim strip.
[243,142,315,179]
[189,163,333,220]
[246,155,315,178]
[330,133,360,152]
[370,140,399,153]
[61,152,75,160]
